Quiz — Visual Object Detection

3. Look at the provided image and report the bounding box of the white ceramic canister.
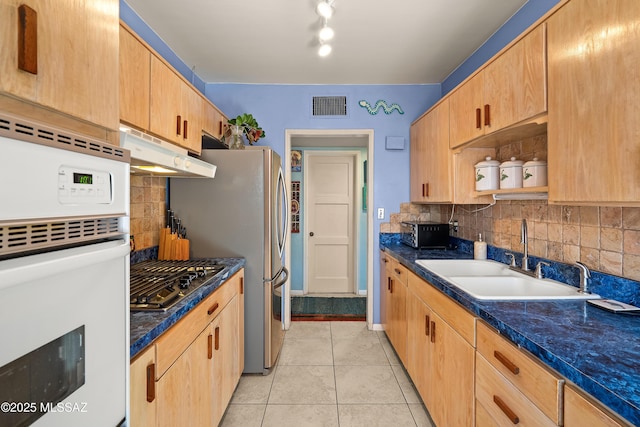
[522,158,548,187]
[474,156,500,191]
[499,157,524,189]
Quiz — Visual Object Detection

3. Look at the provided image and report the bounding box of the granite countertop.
[381,242,640,426]
[129,257,245,359]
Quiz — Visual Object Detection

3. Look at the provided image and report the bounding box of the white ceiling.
[124,0,528,85]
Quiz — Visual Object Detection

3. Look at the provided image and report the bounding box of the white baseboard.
[290,290,304,296]
[371,323,384,331]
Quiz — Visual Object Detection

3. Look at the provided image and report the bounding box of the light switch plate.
[377,208,385,219]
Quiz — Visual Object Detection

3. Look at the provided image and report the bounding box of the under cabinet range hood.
[119,127,217,178]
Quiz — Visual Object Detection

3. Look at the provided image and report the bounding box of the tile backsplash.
[383,202,640,282]
[130,176,167,250]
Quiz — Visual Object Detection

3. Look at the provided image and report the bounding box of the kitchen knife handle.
[494,351,520,375]
[475,108,481,129]
[176,115,182,136]
[146,363,156,402]
[493,395,520,424]
[207,302,219,316]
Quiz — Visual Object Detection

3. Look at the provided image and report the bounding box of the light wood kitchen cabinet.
[379,251,390,329]
[130,346,157,427]
[0,0,119,132]
[449,24,547,149]
[384,257,408,365]
[410,98,453,203]
[406,270,475,427]
[203,100,227,141]
[547,0,640,205]
[476,320,563,426]
[131,269,244,426]
[564,384,631,427]
[119,24,150,131]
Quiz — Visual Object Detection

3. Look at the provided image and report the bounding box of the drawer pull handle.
[493,395,519,424]
[494,351,520,375]
[430,321,436,343]
[18,5,38,74]
[425,315,430,336]
[146,363,156,403]
[207,302,220,315]
[207,333,213,359]
[394,268,401,275]
[484,104,491,127]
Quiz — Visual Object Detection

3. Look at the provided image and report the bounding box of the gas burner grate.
[130,259,225,311]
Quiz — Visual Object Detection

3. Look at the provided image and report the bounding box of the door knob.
[309,232,314,236]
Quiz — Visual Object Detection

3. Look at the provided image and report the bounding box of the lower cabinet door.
[157,325,214,427]
[212,295,241,425]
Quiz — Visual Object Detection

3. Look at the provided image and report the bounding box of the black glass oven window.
[0,326,85,426]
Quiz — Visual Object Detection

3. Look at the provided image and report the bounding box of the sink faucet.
[576,262,592,294]
[521,219,530,271]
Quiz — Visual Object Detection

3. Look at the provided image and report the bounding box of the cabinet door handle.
[484,104,491,127]
[207,333,213,359]
[493,395,520,424]
[183,119,188,139]
[215,326,220,350]
[494,351,520,375]
[475,108,481,129]
[218,120,223,137]
[389,278,393,293]
[18,5,37,74]
[146,363,156,403]
[430,321,436,343]
[424,315,430,336]
[424,183,429,197]
[240,277,244,294]
[176,115,182,136]
[207,302,219,315]
[422,183,425,197]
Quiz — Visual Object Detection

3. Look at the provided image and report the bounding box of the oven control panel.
[58,166,112,205]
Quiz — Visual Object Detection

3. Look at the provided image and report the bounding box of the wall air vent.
[312,96,347,116]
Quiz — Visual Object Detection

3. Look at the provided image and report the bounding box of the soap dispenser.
[474,233,487,260]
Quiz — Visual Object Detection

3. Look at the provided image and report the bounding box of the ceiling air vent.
[312,96,347,116]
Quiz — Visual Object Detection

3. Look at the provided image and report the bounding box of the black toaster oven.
[400,221,449,249]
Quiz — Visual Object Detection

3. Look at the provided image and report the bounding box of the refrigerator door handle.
[276,166,288,258]
[273,266,289,290]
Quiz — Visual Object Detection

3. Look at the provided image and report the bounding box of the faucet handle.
[505,252,516,267]
[535,261,550,279]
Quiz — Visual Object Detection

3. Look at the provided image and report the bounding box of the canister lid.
[500,157,524,167]
[523,157,547,167]
[475,156,500,167]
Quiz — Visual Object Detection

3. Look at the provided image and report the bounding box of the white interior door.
[306,153,355,294]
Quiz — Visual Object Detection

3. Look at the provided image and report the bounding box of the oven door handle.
[0,240,129,290]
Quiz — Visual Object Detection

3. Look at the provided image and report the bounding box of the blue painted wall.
[121,0,563,324]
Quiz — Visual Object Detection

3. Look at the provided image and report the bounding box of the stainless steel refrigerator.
[170,146,288,374]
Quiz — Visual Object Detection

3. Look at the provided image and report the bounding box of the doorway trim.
[284,129,375,330]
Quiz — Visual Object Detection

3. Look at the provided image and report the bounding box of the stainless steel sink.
[415,259,599,300]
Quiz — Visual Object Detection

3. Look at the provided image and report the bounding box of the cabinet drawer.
[408,271,476,346]
[391,259,408,285]
[155,274,239,378]
[564,384,631,427]
[477,321,563,423]
[476,353,556,427]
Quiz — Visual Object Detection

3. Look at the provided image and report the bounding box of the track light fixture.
[315,1,335,56]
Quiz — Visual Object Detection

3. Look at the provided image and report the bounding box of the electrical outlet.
[377,208,385,220]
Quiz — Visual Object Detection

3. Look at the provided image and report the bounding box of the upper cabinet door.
[449,24,547,149]
[547,0,640,204]
[149,55,183,145]
[484,24,547,132]
[0,0,119,130]
[120,25,150,131]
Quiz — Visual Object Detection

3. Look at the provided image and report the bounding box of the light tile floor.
[220,321,435,427]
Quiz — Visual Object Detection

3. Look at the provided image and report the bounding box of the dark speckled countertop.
[381,239,640,426]
[129,257,245,359]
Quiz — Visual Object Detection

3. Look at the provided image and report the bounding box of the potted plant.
[225,113,266,149]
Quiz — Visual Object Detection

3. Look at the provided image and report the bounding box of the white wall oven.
[0,114,130,426]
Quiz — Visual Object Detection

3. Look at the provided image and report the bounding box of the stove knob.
[179,277,191,289]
